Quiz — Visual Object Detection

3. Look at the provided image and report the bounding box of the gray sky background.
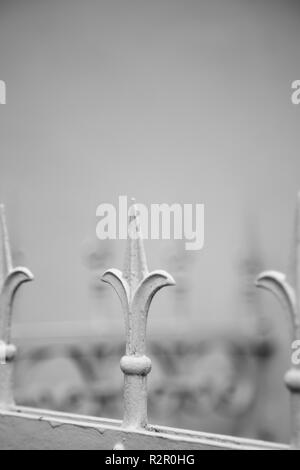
[0,0,299,340]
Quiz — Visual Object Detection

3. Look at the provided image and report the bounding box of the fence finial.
[102,199,175,429]
[255,192,300,448]
[0,204,33,408]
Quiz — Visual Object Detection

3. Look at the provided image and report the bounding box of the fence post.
[255,193,300,449]
[102,200,175,429]
[0,205,33,408]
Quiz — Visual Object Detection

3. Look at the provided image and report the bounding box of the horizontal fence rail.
[0,406,289,450]
[0,198,298,449]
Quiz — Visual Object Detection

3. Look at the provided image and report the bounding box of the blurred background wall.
[0,0,300,442]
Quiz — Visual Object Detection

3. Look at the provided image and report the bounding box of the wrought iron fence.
[0,197,299,449]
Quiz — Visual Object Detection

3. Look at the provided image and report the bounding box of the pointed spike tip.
[123,199,148,294]
[128,199,138,220]
[0,203,13,279]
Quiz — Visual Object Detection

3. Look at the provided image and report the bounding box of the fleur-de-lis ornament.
[102,200,175,429]
[255,193,300,449]
[0,205,33,408]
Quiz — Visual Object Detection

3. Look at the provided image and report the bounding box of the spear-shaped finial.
[255,193,300,448]
[122,199,149,297]
[102,199,175,429]
[0,204,33,408]
[0,205,13,290]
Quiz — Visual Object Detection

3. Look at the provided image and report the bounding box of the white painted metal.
[0,406,289,450]
[102,201,175,429]
[0,205,33,408]
[0,201,294,449]
[256,192,300,449]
